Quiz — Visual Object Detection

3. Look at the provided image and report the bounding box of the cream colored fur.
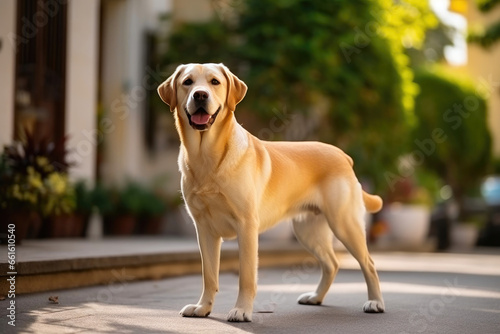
[157,63,385,322]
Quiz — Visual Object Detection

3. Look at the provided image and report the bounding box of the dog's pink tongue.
[191,111,211,125]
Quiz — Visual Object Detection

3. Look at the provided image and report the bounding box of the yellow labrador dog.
[158,63,385,322]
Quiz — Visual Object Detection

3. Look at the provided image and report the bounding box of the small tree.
[413,66,492,218]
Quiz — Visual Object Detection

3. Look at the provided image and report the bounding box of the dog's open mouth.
[185,107,220,131]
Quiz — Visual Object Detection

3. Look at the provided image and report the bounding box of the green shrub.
[413,66,492,214]
[91,183,114,216]
[116,182,145,216]
[141,190,167,217]
[74,181,93,215]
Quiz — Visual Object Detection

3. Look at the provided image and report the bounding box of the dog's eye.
[183,78,193,86]
[211,79,220,85]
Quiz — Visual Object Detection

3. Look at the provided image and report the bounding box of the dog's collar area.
[185,106,221,131]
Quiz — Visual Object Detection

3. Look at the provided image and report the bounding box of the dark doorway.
[14,0,68,151]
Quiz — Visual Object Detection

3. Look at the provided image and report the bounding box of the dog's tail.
[362,191,383,213]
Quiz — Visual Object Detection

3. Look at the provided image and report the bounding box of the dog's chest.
[182,174,243,238]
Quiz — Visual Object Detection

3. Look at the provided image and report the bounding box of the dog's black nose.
[193,90,209,101]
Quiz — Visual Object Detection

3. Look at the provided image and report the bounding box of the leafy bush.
[91,181,167,217]
[91,183,114,216]
[74,181,94,214]
[115,182,145,216]
[412,66,492,215]
[141,190,167,217]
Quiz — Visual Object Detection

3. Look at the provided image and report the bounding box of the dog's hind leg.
[322,181,385,313]
[293,213,339,305]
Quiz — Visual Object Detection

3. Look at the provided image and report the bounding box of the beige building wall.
[65,0,100,183]
[100,0,179,190]
[0,0,16,147]
[466,1,500,156]
[100,0,126,184]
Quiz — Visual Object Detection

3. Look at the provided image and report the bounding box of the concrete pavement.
[2,250,500,333]
[0,238,319,295]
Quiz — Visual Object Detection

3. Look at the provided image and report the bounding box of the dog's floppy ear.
[219,64,248,112]
[157,65,186,112]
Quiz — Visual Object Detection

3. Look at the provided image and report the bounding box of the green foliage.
[158,0,438,191]
[163,20,234,67]
[116,182,145,215]
[74,181,94,214]
[476,0,500,12]
[91,183,114,216]
[4,128,72,177]
[493,156,500,174]
[39,172,75,216]
[90,182,167,217]
[1,133,75,216]
[468,0,500,48]
[468,21,500,48]
[413,66,492,204]
[141,190,167,217]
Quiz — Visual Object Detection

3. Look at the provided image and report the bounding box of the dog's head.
[158,63,247,131]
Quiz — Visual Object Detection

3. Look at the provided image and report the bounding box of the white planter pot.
[381,204,430,246]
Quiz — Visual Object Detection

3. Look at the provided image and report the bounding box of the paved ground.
[2,251,500,333]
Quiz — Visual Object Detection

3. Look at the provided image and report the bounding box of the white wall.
[65,0,100,184]
[0,0,17,147]
[100,0,175,186]
[100,0,129,184]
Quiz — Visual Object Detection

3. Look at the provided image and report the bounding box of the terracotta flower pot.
[40,214,73,238]
[1,210,41,245]
[138,216,164,235]
[38,214,90,238]
[105,214,137,235]
[71,213,89,237]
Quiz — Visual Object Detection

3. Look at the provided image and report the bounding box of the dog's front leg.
[227,225,258,322]
[180,226,221,318]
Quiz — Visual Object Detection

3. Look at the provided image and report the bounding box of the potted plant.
[0,153,41,244]
[1,129,79,239]
[39,172,76,238]
[72,180,94,237]
[89,182,113,237]
[91,182,114,217]
[92,182,115,235]
[379,170,435,247]
[138,188,167,235]
[103,182,143,235]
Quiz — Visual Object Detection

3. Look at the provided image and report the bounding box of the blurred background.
[0,0,499,251]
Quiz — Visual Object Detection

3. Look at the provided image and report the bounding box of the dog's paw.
[363,300,385,313]
[297,292,322,305]
[180,304,211,317]
[227,307,252,322]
